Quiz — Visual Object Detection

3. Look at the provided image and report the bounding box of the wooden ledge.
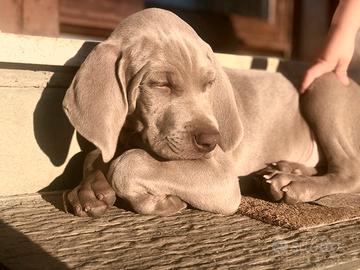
[0,33,284,71]
[1,192,360,269]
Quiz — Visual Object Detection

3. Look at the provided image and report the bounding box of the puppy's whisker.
[171,137,182,144]
[168,143,180,154]
[166,136,182,153]
[167,140,181,154]
[166,136,180,149]
[167,140,180,151]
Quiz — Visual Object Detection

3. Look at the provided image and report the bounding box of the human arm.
[301,0,360,93]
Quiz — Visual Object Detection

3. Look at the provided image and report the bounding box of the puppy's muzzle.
[193,129,220,153]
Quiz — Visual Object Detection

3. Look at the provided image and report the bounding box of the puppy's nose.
[193,131,220,153]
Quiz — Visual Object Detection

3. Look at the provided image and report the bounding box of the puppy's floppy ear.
[63,42,132,162]
[211,67,243,152]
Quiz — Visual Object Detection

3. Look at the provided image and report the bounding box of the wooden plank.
[22,0,59,36]
[0,0,59,36]
[230,0,294,57]
[59,0,144,37]
[292,0,332,61]
[1,193,360,269]
[0,0,22,34]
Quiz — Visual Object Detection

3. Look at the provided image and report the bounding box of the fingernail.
[84,205,91,212]
[263,175,271,180]
[282,187,289,192]
[266,180,272,184]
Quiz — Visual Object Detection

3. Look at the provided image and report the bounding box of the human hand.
[301,26,355,93]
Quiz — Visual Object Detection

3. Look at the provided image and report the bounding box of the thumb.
[301,61,332,93]
[334,60,350,86]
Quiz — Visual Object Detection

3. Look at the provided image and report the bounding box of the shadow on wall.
[33,70,74,167]
[33,42,97,192]
[0,220,69,269]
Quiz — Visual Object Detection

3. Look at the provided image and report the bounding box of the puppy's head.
[63,8,243,162]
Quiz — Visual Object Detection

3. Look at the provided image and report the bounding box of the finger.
[300,62,333,93]
[334,60,350,86]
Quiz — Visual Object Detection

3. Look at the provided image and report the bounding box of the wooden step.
[1,193,360,269]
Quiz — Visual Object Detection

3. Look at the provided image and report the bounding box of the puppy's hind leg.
[257,73,360,204]
[302,72,360,189]
[270,73,360,203]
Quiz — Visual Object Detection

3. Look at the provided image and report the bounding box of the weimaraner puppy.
[63,8,360,217]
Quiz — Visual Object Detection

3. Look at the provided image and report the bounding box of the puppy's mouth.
[150,135,214,160]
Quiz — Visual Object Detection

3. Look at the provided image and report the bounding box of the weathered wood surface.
[1,193,360,269]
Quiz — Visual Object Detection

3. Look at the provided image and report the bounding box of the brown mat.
[238,194,360,230]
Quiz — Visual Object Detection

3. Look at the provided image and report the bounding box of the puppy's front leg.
[65,149,116,217]
[108,148,241,216]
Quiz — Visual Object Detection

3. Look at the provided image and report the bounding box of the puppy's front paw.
[256,162,318,203]
[64,170,116,217]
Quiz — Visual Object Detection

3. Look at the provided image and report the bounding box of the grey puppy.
[63,8,360,217]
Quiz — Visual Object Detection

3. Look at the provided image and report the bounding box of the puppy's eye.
[148,81,171,89]
[156,82,171,88]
